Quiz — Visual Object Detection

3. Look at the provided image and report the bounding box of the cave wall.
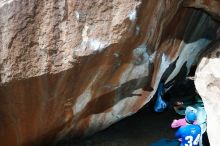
[0,0,219,145]
[195,44,220,146]
[183,0,220,20]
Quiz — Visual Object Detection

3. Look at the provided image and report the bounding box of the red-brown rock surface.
[0,0,219,145]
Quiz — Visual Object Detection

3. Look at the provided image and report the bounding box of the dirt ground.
[56,102,184,146]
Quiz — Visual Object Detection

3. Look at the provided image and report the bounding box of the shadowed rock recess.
[0,0,220,145]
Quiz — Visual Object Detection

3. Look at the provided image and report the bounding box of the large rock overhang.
[0,0,219,145]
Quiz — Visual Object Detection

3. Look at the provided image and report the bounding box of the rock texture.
[0,0,219,145]
[195,44,220,146]
[184,0,220,20]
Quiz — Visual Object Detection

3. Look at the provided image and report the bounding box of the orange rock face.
[0,0,219,145]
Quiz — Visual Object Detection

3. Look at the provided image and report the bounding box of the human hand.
[171,119,178,128]
[175,101,184,106]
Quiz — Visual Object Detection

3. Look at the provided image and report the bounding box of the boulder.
[0,0,219,145]
[195,44,220,146]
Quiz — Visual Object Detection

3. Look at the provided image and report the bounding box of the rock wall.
[185,1,220,146]
[0,0,219,145]
[184,0,220,20]
[195,43,220,146]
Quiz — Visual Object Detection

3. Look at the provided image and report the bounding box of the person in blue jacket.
[154,81,168,112]
[176,111,201,146]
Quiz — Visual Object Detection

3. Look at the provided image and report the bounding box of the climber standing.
[175,111,201,146]
[171,106,208,146]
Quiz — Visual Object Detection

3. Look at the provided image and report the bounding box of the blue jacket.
[176,124,201,146]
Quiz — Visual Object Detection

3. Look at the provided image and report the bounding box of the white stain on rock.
[154,53,171,84]
[0,63,12,83]
[119,44,150,85]
[113,52,120,58]
[78,24,109,53]
[75,11,80,21]
[128,9,137,21]
[149,51,156,63]
[73,70,102,114]
[160,53,171,73]
[87,39,107,52]
[132,44,148,64]
[86,97,137,135]
[73,88,92,114]
[0,0,14,8]
[166,38,210,83]
[82,24,89,42]
[135,26,140,35]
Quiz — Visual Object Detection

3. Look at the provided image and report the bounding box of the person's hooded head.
[185,111,197,124]
[185,106,197,115]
